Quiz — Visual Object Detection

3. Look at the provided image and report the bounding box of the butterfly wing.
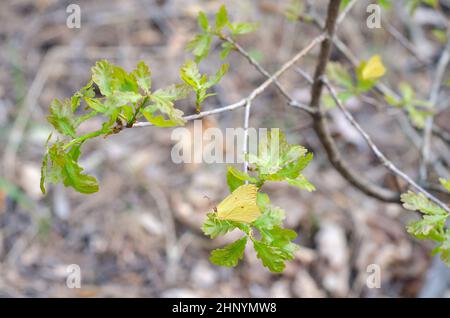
[217,184,261,223]
[362,55,385,80]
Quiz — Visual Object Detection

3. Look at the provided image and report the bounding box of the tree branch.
[306,0,400,202]
[132,34,325,128]
[420,40,450,181]
[322,77,450,214]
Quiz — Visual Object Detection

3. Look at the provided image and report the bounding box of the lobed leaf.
[202,213,237,239]
[210,236,247,267]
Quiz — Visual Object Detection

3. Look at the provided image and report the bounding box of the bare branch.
[305,0,400,202]
[420,40,450,181]
[323,77,450,214]
[132,34,325,128]
[242,99,252,174]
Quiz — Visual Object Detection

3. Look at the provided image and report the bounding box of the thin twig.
[336,0,358,26]
[306,0,400,202]
[420,40,450,181]
[223,35,317,115]
[308,8,449,150]
[242,99,252,175]
[132,34,325,128]
[322,77,450,214]
[385,21,429,65]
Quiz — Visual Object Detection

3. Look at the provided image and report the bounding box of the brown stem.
[308,0,400,202]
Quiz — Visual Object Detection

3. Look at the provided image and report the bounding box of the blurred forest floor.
[0,0,450,297]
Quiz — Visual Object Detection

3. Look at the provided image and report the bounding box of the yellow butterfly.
[361,55,386,81]
[214,184,261,223]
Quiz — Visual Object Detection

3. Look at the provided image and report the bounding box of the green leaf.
[220,42,234,60]
[254,203,285,230]
[327,62,354,89]
[286,175,316,192]
[186,34,212,63]
[0,178,33,209]
[401,191,449,256]
[92,60,115,96]
[210,236,247,267]
[215,5,229,31]
[198,11,209,32]
[435,230,450,266]
[260,226,299,259]
[340,0,352,10]
[268,152,313,181]
[92,59,140,98]
[142,84,189,126]
[43,142,99,194]
[71,81,95,112]
[132,61,152,94]
[407,106,432,129]
[407,215,447,241]
[285,0,304,22]
[440,178,450,192]
[401,191,446,216]
[180,60,202,88]
[252,239,289,273]
[247,129,311,180]
[226,165,257,192]
[40,152,49,194]
[140,112,180,127]
[206,63,229,89]
[85,98,108,113]
[180,60,227,108]
[231,22,259,35]
[432,29,447,44]
[202,213,236,239]
[47,99,77,137]
[40,133,52,194]
[385,82,432,129]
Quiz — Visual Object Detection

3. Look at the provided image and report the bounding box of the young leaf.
[142,84,189,126]
[435,230,450,266]
[47,99,77,138]
[198,11,209,31]
[226,165,258,192]
[43,142,99,194]
[210,236,247,267]
[92,60,115,96]
[439,178,450,192]
[252,239,289,273]
[85,98,108,113]
[254,203,286,230]
[286,175,316,192]
[407,215,447,241]
[202,213,237,239]
[180,60,228,111]
[220,42,234,60]
[327,62,354,90]
[260,226,299,260]
[247,129,310,178]
[92,59,140,100]
[231,22,259,35]
[215,5,229,31]
[180,60,202,88]
[401,191,449,262]
[285,0,304,22]
[132,61,152,94]
[186,34,212,63]
[40,134,53,194]
[401,191,446,216]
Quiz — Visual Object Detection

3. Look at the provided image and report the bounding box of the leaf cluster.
[401,181,450,266]
[202,131,314,272]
